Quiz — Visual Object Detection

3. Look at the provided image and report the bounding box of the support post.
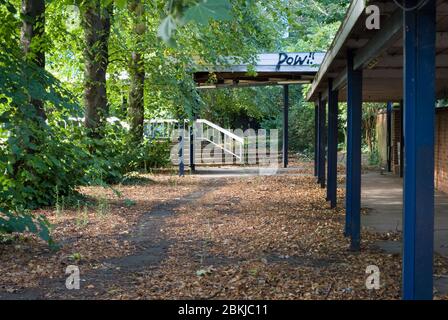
[345,50,362,250]
[190,118,196,173]
[400,100,404,178]
[387,102,392,172]
[314,103,319,177]
[283,85,289,168]
[317,93,322,183]
[179,121,185,177]
[344,91,352,238]
[327,79,339,208]
[318,98,326,188]
[402,0,436,300]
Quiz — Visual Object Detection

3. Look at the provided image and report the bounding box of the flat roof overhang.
[193,52,325,89]
[306,0,448,103]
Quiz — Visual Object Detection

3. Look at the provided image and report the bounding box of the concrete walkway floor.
[361,171,448,257]
[193,165,310,178]
[361,171,448,295]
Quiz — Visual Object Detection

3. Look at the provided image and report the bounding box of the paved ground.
[361,171,448,257]
[361,171,448,295]
[193,166,310,178]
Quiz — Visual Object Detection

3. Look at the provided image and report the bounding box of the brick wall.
[435,108,448,194]
[376,107,448,194]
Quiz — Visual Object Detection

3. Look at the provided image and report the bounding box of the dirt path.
[0,179,222,300]
[2,172,448,300]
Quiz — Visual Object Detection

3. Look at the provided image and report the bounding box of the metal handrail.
[197,120,244,163]
[196,119,244,144]
[201,136,241,158]
[144,118,245,163]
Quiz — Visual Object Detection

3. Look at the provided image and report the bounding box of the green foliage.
[0,49,87,209]
[0,0,353,246]
[85,123,171,184]
[182,0,232,25]
[0,43,85,244]
[0,207,53,245]
[368,147,380,166]
[0,10,169,242]
[158,0,232,42]
[124,198,137,207]
[284,0,350,51]
[289,100,316,153]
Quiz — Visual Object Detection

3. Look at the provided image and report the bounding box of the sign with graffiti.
[275,52,321,70]
[195,52,325,74]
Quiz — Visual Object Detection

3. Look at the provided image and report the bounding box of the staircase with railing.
[194,119,244,164]
[145,119,282,166]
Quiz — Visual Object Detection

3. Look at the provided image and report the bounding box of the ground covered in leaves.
[1,169,447,300]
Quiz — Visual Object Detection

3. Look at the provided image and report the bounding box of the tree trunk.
[128,0,145,143]
[364,117,375,154]
[82,1,113,137]
[21,0,46,119]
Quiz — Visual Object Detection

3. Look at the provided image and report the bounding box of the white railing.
[196,119,244,163]
[196,119,244,144]
[144,118,245,163]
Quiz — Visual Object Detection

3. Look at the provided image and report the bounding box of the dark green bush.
[0,116,90,210]
[84,123,171,185]
[1,45,171,244]
[0,45,90,243]
[0,207,53,245]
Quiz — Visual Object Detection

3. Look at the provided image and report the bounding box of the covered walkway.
[361,172,448,296]
[362,172,448,257]
[188,0,447,300]
[307,0,448,299]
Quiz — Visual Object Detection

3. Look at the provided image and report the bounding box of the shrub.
[0,46,87,243]
[368,146,381,166]
[84,123,171,185]
[0,207,54,245]
[1,46,171,244]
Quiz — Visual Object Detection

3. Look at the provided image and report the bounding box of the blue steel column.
[402,0,436,300]
[344,88,352,237]
[178,121,185,177]
[190,110,198,173]
[387,102,393,172]
[327,79,339,208]
[400,100,404,178]
[283,85,289,168]
[318,97,326,188]
[189,122,195,173]
[345,50,362,250]
[316,93,322,183]
[314,103,319,177]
